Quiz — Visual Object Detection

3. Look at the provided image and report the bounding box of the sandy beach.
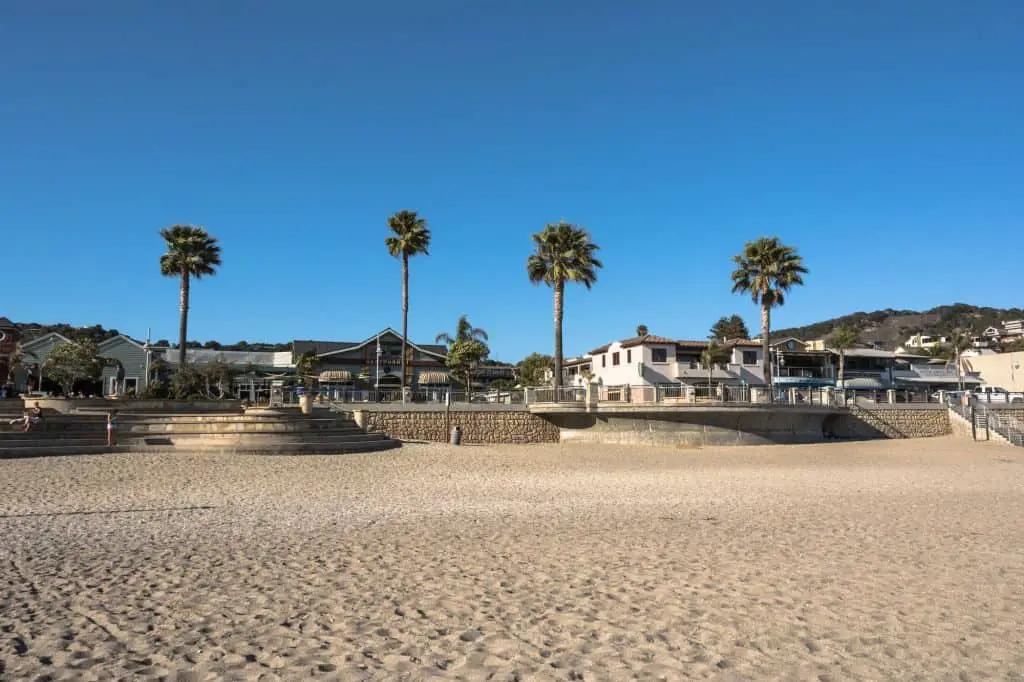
[1,438,1022,681]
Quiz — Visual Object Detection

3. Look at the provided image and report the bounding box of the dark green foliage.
[772,304,1024,348]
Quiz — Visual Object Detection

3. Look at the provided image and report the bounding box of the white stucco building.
[585,334,766,389]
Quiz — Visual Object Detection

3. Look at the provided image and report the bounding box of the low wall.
[827,406,950,439]
[549,408,834,447]
[352,409,559,444]
[24,397,244,415]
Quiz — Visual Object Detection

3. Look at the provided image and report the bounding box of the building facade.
[587,334,766,389]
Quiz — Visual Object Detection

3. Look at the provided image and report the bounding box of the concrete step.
[130,439,401,455]
[1,437,399,458]
[0,437,109,448]
[125,432,392,446]
[1,445,130,459]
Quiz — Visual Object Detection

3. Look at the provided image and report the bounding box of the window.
[612,352,620,366]
[601,355,606,368]
[651,348,667,363]
[626,349,632,363]
[742,351,758,365]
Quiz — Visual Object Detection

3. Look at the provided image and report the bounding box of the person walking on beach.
[106,409,119,446]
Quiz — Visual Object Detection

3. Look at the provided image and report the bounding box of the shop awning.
[318,370,353,382]
[839,377,889,390]
[418,371,450,384]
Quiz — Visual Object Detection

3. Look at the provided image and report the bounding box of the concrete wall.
[354,410,560,444]
[961,352,1024,392]
[550,408,833,447]
[25,397,244,414]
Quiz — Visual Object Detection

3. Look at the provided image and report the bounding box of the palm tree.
[527,221,603,393]
[949,328,973,391]
[636,324,649,337]
[385,210,431,398]
[829,326,859,388]
[730,237,808,400]
[436,315,488,348]
[700,341,731,400]
[159,225,222,368]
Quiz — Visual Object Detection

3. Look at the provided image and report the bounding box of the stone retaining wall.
[355,410,559,444]
[827,407,951,439]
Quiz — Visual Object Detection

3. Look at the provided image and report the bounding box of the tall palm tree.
[527,221,602,393]
[159,225,222,368]
[636,324,649,337]
[436,315,488,348]
[829,326,859,388]
[700,341,730,400]
[385,210,431,396]
[949,328,973,391]
[730,237,808,400]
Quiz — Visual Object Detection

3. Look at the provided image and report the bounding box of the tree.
[710,314,750,341]
[203,340,223,350]
[700,341,730,399]
[518,352,553,387]
[949,328,973,392]
[159,225,222,368]
[44,340,102,395]
[294,351,318,392]
[730,237,808,400]
[198,357,236,399]
[446,338,488,392]
[829,326,859,388]
[636,324,649,337]
[385,210,431,398]
[526,221,602,394]
[436,315,488,348]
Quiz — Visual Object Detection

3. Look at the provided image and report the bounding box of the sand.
[1,437,1022,681]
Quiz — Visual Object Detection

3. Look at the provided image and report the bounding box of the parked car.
[971,386,1024,404]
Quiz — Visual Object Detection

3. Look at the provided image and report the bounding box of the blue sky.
[2,1,1022,362]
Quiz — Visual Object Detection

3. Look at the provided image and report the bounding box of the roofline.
[98,334,147,350]
[315,328,447,360]
[21,332,74,349]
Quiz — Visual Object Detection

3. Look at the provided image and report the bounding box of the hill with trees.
[772,303,1024,348]
[13,322,291,351]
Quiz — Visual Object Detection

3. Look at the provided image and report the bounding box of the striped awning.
[418,370,450,384]
[318,370,353,382]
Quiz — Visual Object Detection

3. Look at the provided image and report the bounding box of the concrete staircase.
[0,408,399,459]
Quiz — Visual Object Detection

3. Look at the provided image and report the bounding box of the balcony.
[675,362,740,380]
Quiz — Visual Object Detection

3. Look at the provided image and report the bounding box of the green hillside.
[772,303,1024,348]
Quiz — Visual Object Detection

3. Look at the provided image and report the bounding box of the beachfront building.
[0,317,21,395]
[154,347,295,402]
[770,338,834,389]
[12,332,160,396]
[587,334,766,391]
[294,328,448,397]
[561,356,593,387]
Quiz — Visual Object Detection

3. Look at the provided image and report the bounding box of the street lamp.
[375,334,382,392]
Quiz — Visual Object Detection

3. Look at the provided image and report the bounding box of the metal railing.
[989,410,1024,446]
[560,384,849,408]
[532,387,586,404]
[320,389,526,405]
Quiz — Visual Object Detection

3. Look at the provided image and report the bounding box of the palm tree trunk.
[553,279,564,395]
[178,270,190,368]
[401,253,409,400]
[761,303,771,402]
[838,351,845,388]
[956,351,963,392]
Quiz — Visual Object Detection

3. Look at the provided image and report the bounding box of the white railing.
[324,389,526,405]
[532,387,586,404]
